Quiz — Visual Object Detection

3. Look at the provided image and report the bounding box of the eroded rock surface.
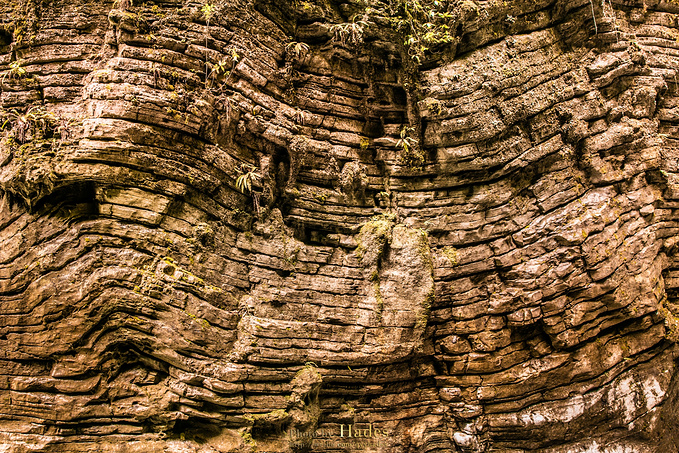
[1,0,679,451]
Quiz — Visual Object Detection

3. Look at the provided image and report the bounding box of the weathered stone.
[1,0,679,451]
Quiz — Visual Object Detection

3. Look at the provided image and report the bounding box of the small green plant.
[330,19,368,46]
[8,60,27,79]
[383,0,457,63]
[210,58,228,75]
[1,60,31,91]
[1,106,60,144]
[206,48,239,89]
[285,41,311,62]
[201,2,215,20]
[396,125,417,152]
[201,2,218,87]
[235,163,261,194]
[360,136,370,151]
[396,125,424,169]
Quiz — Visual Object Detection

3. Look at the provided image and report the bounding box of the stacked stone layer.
[1,0,679,451]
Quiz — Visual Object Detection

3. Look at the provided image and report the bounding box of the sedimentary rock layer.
[1,0,679,451]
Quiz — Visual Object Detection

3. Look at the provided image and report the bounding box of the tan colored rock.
[1,0,679,451]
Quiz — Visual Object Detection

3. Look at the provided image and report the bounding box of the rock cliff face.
[1,0,679,451]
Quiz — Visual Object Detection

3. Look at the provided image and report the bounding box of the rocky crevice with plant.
[1,0,679,451]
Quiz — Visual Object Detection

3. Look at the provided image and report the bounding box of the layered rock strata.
[1,0,679,451]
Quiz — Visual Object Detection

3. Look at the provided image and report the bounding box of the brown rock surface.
[1,0,679,451]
